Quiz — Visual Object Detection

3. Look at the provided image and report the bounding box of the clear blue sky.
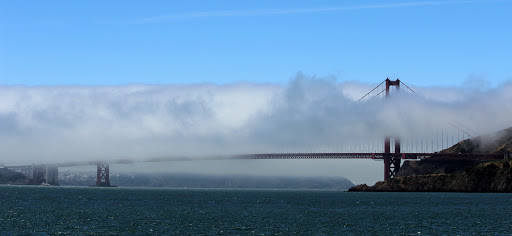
[1,0,511,87]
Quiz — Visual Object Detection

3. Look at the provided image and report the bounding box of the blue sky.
[1,0,511,87]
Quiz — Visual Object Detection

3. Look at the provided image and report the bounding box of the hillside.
[349,126,512,192]
[350,161,512,192]
[0,168,27,184]
[60,173,355,189]
[441,127,512,154]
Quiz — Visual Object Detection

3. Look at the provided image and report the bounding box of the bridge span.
[5,152,507,187]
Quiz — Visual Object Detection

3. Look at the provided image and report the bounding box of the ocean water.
[1,185,511,235]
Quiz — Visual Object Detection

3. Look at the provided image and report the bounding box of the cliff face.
[349,161,512,192]
[349,126,512,192]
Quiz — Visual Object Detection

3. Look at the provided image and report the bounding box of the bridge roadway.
[58,152,507,165]
[5,152,506,186]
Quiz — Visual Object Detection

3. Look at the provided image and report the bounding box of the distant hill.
[0,168,27,184]
[60,173,354,190]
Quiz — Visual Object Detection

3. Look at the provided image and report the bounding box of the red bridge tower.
[96,163,111,187]
[384,78,401,180]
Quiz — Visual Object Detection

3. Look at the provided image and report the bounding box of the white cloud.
[1,75,511,184]
[140,0,486,22]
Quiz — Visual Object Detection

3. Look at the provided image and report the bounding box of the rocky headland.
[349,127,512,192]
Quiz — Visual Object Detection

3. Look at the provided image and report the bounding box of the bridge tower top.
[357,77,414,102]
[385,78,400,96]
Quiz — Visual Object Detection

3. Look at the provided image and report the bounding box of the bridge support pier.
[384,137,401,180]
[385,157,401,179]
[46,165,59,185]
[32,164,46,185]
[96,163,111,187]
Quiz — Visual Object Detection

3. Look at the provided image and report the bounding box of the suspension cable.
[454,121,480,137]
[357,80,385,102]
[400,81,416,94]
[449,122,473,139]
[368,89,386,101]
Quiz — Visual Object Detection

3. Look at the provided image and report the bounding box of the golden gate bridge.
[5,78,508,186]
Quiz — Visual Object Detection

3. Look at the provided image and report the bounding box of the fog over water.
[1,74,511,184]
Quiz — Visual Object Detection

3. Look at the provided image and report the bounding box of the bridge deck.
[5,152,504,169]
[238,153,504,160]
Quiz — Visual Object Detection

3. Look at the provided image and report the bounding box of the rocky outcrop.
[349,161,512,192]
[349,126,512,192]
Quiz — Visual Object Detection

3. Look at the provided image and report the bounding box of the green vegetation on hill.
[349,161,512,192]
[349,126,512,192]
[60,173,355,189]
[0,168,27,184]
[442,127,512,154]
[396,159,482,177]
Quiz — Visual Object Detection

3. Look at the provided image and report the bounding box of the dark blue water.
[1,185,511,235]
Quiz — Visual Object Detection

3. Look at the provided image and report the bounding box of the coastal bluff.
[349,160,512,192]
[349,127,512,192]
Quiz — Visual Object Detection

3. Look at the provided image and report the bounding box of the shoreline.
[348,160,512,193]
